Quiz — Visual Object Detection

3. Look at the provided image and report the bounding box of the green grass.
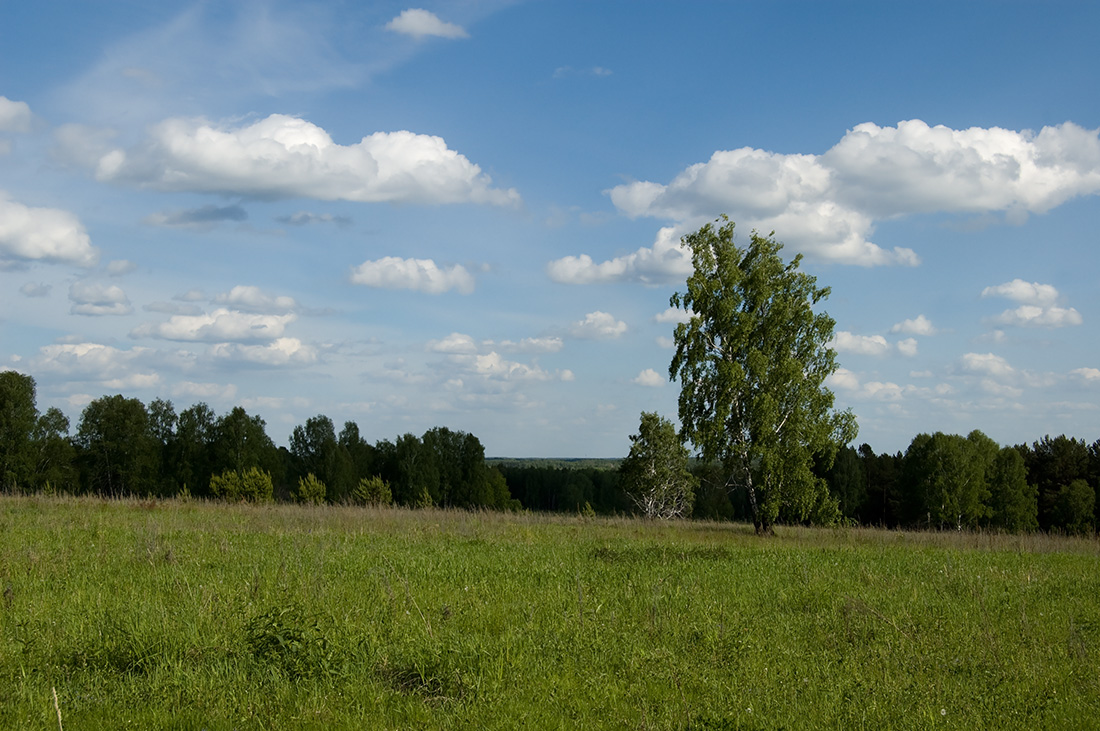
[1,495,1098,729]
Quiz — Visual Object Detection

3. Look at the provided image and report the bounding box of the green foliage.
[74,394,159,496]
[295,472,327,504]
[244,605,337,680]
[619,412,697,519]
[669,217,857,532]
[1055,480,1096,535]
[902,432,993,529]
[988,447,1039,532]
[209,467,274,502]
[352,475,393,506]
[0,371,38,490]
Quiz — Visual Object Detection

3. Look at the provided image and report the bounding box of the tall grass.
[0,495,1097,729]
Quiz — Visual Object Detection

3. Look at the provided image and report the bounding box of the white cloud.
[131,308,295,342]
[0,193,100,267]
[553,66,613,79]
[827,368,907,401]
[831,331,890,356]
[891,314,937,336]
[982,279,1081,329]
[991,305,1082,328]
[896,338,918,357]
[213,285,297,314]
[0,97,31,133]
[102,372,162,390]
[210,337,317,366]
[960,352,1015,379]
[981,279,1060,306]
[429,332,479,354]
[654,307,693,324]
[351,256,475,294]
[633,368,665,387]
[385,9,469,39]
[547,226,692,284]
[1070,367,1100,382]
[32,342,151,382]
[470,352,564,382]
[603,120,1100,268]
[570,311,628,339]
[69,281,133,316]
[63,114,518,206]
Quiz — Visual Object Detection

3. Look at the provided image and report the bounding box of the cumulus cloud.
[385,9,469,39]
[429,332,479,354]
[831,331,890,356]
[489,337,564,354]
[960,352,1015,379]
[210,337,317,366]
[891,314,937,336]
[131,308,295,342]
[69,281,133,316]
[827,367,908,401]
[1070,367,1100,382]
[633,368,665,387]
[351,256,475,294]
[61,114,517,206]
[213,285,296,314]
[32,342,152,383]
[981,279,1059,306]
[570,311,628,339]
[547,227,692,284]
[653,307,694,324]
[982,279,1082,328]
[896,338,918,357]
[171,381,238,401]
[0,96,31,133]
[145,203,248,228]
[599,120,1100,272]
[991,305,1082,328]
[0,193,99,268]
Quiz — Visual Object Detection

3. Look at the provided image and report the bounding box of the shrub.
[351,475,393,506]
[209,468,273,502]
[295,473,326,504]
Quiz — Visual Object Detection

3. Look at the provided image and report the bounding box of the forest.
[1,370,1096,535]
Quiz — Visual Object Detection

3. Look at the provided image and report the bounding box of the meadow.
[1,496,1097,729]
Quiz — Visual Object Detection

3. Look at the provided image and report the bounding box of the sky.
[1,1,1099,457]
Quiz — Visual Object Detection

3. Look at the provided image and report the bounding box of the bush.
[209,468,273,502]
[295,473,326,504]
[351,475,393,506]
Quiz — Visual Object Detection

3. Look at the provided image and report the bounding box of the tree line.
[0,371,515,510]
[2,369,1095,534]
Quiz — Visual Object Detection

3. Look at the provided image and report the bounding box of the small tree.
[351,475,393,506]
[295,473,326,504]
[209,468,273,502]
[670,217,856,533]
[620,412,697,519]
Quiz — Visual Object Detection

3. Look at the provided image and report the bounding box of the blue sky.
[2,1,1098,457]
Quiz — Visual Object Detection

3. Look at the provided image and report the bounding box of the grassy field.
[1,496,1098,729]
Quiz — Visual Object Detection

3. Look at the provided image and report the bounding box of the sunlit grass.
[1,495,1097,729]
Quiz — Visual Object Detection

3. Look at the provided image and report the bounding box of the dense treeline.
[0,372,516,510]
[0,371,1097,534]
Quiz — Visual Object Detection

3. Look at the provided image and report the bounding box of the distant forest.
[1,372,1096,534]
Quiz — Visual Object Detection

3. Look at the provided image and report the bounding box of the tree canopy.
[669,217,856,533]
